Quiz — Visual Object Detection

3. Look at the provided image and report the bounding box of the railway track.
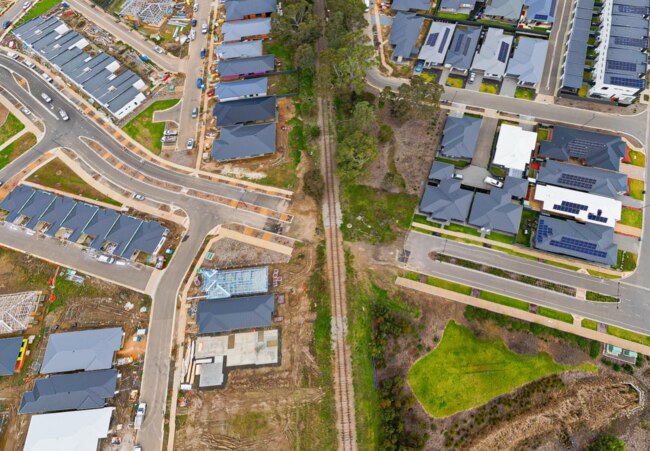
[319,95,357,450]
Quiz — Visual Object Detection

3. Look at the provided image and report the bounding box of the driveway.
[500,77,518,97]
[471,116,497,169]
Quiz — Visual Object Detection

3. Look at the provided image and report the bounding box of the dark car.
[192,18,197,27]
[2,20,11,29]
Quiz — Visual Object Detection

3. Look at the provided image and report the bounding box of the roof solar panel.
[610,76,645,88]
[616,4,649,14]
[613,36,647,47]
[535,14,548,20]
[557,173,597,190]
[463,37,471,56]
[567,138,606,158]
[439,28,451,53]
[549,0,557,15]
[426,32,439,47]
[606,59,637,72]
[497,41,509,63]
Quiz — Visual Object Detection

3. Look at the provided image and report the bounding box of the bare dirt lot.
[0,248,151,450]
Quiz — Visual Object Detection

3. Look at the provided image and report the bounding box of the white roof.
[23,407,114,451]
[418,21,456,66]
[493,124,537,171]
[534,184,621,228]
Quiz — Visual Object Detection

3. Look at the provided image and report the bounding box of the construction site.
[0,247,151,450]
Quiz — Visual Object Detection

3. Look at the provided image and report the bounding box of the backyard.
[514,87,535,100]
[628,179,644,200]
[620,207,643,228]
[516,209,539,246]
[122,99,180,155]
[625,150,645,168]
[408,321,595,418]
[445,76,465,89]
[479,83,498,94]
[19,0,61,23]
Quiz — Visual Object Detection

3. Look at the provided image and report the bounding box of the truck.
[134,402,146,430]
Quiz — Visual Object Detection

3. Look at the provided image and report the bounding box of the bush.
[303,169,324,201]
[378,124,394,144]
[590,340,601,358]
[587,434,625,451]
[305,124,321,140]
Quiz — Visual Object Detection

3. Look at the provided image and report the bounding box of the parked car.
[468,72,476,84]
[7,52,18,59]
[186,138,195,149]
[193,3,198,12]
[196,77,203,89]
[23,60,35,68]
[42,73,53,83]
[97,255,115,264]
[20,107,31,116]
[2,20,11,29]
[133,193,145,201]
[161,135,176,143]
[191,18,197,27]
[58,109,69,121]
[153,45,164,54]
[451,173,463,180]
[22,1,31,10]
[201,22,208,34]
[200,47,206,59]
[189,30,196,41]
[163,129,178,136]
[415,60,424,73]
[192,106,198,118]
[484,176,503,188]
[40,92,52,103]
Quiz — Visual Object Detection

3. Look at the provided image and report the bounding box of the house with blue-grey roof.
[215,40,264,60]
[212,123,276,161]
[419,179,473,223]
[444,25,481,72]
[213,96,277,126]
[468,177,527,235]
[505,37,548,86]
[559,0,594,93]
[484,0,525,21]
[523,0,557,23]
[439,115,482,161]
[0,185,35,219]
[197,294,276,334]
[218,55,275,80]
[391,0,431,12]
[470,28,513,78]
[40,328,124,374]
[0,337,22,376]
[534,216,618,266]
[418,21,456,69]
[9,190,54,228]
[215,78,268,102]
[82,208,120,249]
[538,125,626,171]
[225,0,276,21]
[537,160,628,198]
[34,196,76,236]
[101,215,143,255]
[120,220,169,260]
[389,12,425,63]
[428,161,456,181]
[19,369,118,414]
[222,18,271,42]
[59,202,100,242]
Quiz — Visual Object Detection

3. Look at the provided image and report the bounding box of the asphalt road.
[0,56,278,451]
[0,0,26,27]
[538,0,574,96]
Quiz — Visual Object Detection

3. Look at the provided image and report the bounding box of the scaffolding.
[119,0,174,26]
[0,291,41,334]
[201,267,269,299]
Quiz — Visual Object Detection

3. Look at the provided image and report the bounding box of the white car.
[42,73,53,83]
[163,129,178,136]
[153,45,164,54]
[58,109,69,121]
[133,193,145,201]
[22,1,31,9]
[193,3,198,11]
[484,176,504,188]
[97,255,115,264]
[189,30,196,41]
[201,22,208,34]
[40,92,52,103]
[186,138,195,149]
[21,107,31,116]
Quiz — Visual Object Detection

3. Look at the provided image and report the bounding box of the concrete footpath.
[397,277,650,355]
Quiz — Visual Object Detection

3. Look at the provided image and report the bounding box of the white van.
[484,176,504,188]
[97,255,115,264]
[40,92,52,103]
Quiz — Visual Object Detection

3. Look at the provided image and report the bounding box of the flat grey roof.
[215,40,264,59]
[197,294,275,334]
[389,12,425,59]
[218,55,275,78]
[418,21,456,66]
[213,95,277,126]
[506,37,548,84]
[225,0,276,21]
[561,0,593,90]
[215,77,268,100]
[537,160,628,198]
[471,28,513,76]
[535,216,617,265]
[428,161,456,180]
[539,125,626,171]
[440,115,482,160]
[419,179,473,222]
[19,369,118,414]
[0,337,22,376]
[40,328,123,374]
[484,0,524,19]
[524,0,557,22]
[444,25,481,70]
[390,0,431,11]
[222,18,271,42]
[212,122,276,161]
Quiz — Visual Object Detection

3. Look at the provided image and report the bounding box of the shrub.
[378,124,394,144]
[303,169,324,201]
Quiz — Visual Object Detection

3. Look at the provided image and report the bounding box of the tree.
[303,169,324,201]
[336,130,378,181]
[272,0,320,49]
[391,77,443,125]
[587,434,625,451]
[350,101,376,133]
[321,32,375,95]
[378,123,394,144]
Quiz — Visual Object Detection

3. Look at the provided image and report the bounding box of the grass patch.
[230,412,268,439]
[408,321,593,418]
[0,132,36,170]
[19,0,61,23]
[516,208,539,246]
[436,12,469,20]
[538,307,574,323]
[445,76,465,89]
[27,158,121,206]
[0,114,25,146]
[581,318,598,330]
[479,83,498,94]
[620,207,643,228]
[614,250,637,272]
[435,156,470,167]
[419,72,438,83]
[486,231,514,244]
[514,87,535,100]
[628,179,644,200]
[264,41,295,70]
[606,325,650,347]
[626,150,645,167]
[412,213,440,227]
[479,291,529,311]
[426,276,472,296]
[122,99,179,155]
[578,84,589,97]
[542,259,579,271]
[536,128,549,143]
[444,222,481,236]
[340,184,417,244]
[586,291,618,302]
[587,269,621,279]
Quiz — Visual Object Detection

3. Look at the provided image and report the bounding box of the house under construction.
[119,0,174,26]
[0,291,42,334]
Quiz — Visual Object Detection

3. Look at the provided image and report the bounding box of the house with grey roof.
[391,0,431,12]
[418,21,456,69]
[222,17,271,43]
[40,328,123,374]
[484,0,524,21]
[215,78,268,102]
[34,196,76,235]
[212,123,276,161]
[218,55,275,80]
[81,208,120,249]
[213,96,277,126]
[120,220,169,260]
[439,0,477,14]
[523,0,557,23]
[19,369,118,414]
[559,0,594,93]
[0,185,35,220]
[0,337,22,376]
[537,160,628,198]
[7,190,54,227]
[470,28,514,78]
[98,214,142,255]
[439,115,482,161]
[444,25,481,72]
[505,37,548,86]
[215,40,264,60]
[58,202,99,242]
[538,126,626,171]
[428,161,456,181]
[419,179,473,223]
[468,177,527,235]
[197,294,276,334]
[535,216,618,266]
[225,0,276,21]
[389,12,425,63]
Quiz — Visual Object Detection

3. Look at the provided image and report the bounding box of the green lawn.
[436,12,469,20]
[479,83,498,94]
[542,260,580,271]
[19,0,61,23]
[587,269,621,279]
[435,156,470,167]
[628,179,644,200]
[426,276,472,296]
[122,99,180,155]
[578,84,589,97]
[514,87,535,100]
[607,325,650,347]
[0,113,25,146]
[620,207,643,228]
[479,291,529,311]
[538,307,574,323]
[585,291,618,302]
[0,132,36,170]
[408,321,595,418]
[626,150,646,168]
[536,128,549,143]
[27,158,121,206]
[444,222,481,236]
[581,319,598,330]
[516,209,540,246]
[445,76,465,89]
[340,184,417,244]
[486,231,514,244]
[614,250,637,272]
